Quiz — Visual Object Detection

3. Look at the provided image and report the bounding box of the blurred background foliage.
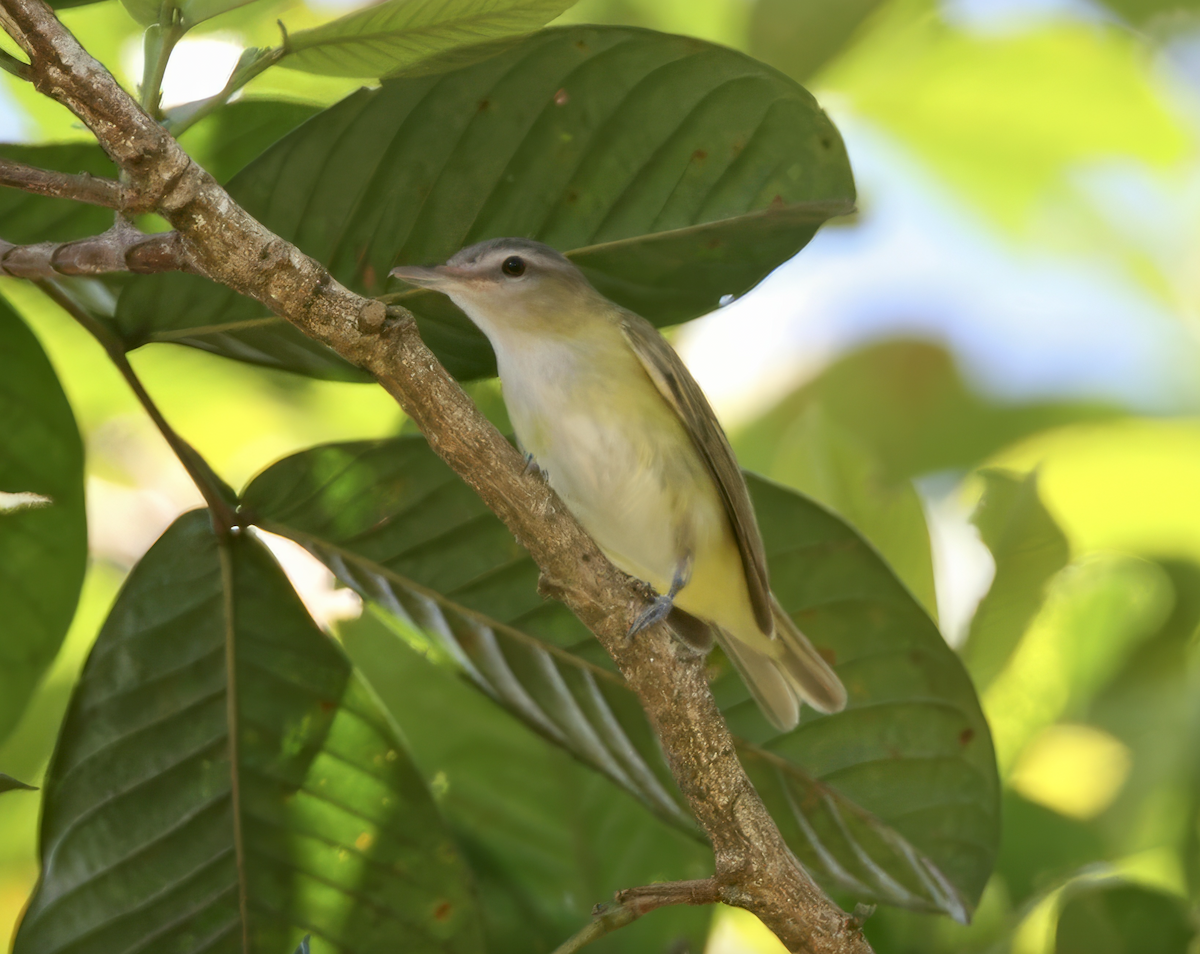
[3,0,1200,951]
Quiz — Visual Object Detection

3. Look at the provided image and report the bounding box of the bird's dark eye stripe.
[502,256,525,277]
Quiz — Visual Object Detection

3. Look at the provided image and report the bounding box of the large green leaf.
[0,299,87,749]
[339,611,713,953]
[116,26,855,380]
[283,0,581,79]
[14,510,483,954]
[961,469,1070,691]
[244,437,999,919]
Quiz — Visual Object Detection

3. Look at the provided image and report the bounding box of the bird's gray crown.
[447,237,578,274]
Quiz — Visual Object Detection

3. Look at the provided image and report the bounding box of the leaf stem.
[551,879,722,954]
[165,41,286,137]
[0,47,31,81]
[36,279,240,532]
[140,2,188,118]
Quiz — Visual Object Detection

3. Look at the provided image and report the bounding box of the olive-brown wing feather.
[619,313,773,635]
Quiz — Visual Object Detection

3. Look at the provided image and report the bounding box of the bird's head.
[390,238,606,339]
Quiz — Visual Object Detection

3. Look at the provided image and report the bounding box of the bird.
[390,238,846,731]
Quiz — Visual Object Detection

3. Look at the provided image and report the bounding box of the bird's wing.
[619,312,773,635]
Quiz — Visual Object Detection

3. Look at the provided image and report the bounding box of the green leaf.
[283,0,581,79]
[176,99,322,183]
[180,0,270,28]
[120,0,162,27]
[1055,881,1196,954]
[1086,559,1200,877]
[736,404,937,619]
[244,437,1000,919]
[14,511,484,954]
[961,469,1070,691]
[0,298,87,750]
[748,0,885,82]
[115,26,855,380]
[736,339,1120,484]
[0,773,38,794]
[0,144,116,245]
[339,611,713,953]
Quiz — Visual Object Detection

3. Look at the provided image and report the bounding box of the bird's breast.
[494,333,723,592]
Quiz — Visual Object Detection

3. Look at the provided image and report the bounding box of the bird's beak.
[389,264,472,288]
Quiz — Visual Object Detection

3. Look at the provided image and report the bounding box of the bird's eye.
[501,256,526,277]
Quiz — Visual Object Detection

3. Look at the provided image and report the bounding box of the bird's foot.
[522,452,544,479]
[628,594,675,639]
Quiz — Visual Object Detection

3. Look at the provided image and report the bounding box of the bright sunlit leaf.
[1010,723,1132,820]
[984,554,1172,774]
[989,418,1200,565]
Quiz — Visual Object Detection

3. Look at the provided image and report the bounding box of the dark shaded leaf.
[0,773,38,794]
[0,298,87,749]
[961,469,1070,690]
[283,0,580,78]
[14,511,483,954]
[116,26,854,380]
[1055,881,1196,954]
[735,339,1121,484]
[176,99,322,184]
[340,611,712,953]
[995,792,1104,905]
[245,437,999,918]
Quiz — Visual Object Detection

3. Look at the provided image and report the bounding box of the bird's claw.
[523,452,544,479]
[628,594,675,639]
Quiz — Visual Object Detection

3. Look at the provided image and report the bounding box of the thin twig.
[551,880,723,954]
[36,280,240,531]
[0,156,137,210]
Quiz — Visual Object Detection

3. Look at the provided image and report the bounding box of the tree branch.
[0,223,191,277]
[0,1,873,950]
[0,156,138,209]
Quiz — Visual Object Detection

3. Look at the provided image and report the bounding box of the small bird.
[391,239,846,730]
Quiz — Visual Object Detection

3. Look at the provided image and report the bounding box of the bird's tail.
[717,596,847,732]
